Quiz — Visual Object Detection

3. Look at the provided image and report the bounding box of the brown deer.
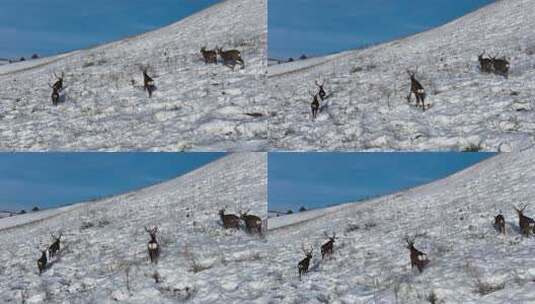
[298,244,313,280]
[239,210,262,234]
[144,226,160,264]
[219,208,240,229]
[315,80,327,101]
[321,232,337,260]
[48,232,63,257]
[200,47,217,64]
[491,56,510,78]
[309,90,320,120]
[478,52,493,73]
[514,205,535,236]
[142,68,156,98]
[51,72,64,92]
[37,248,47,275]
[494,213,505,235]
[406,70,427,111]
[405,237,429,273]
[216,47,244,69]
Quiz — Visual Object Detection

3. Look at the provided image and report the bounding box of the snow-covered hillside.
[0,0,267,151]
[268,0,535,152]
[264,151,535,303]
[0,153,268,303]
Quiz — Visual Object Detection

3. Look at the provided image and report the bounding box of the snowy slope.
[0,0,267,151]
[267,0,535,152]
[0,153,268,303]
[264,151,535,303]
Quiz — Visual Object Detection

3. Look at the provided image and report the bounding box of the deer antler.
[404,236,415,246]
[315,80,325,87]
[144,225,158,234]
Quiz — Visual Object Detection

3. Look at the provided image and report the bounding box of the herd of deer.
[296,203,533,280]
[307,52,511,118]
[43,46,244,105]
[35,208,262,273]
[200,46,245,70]
[36,233,63,274]
[219,208,263,234]
[494,204,535,236]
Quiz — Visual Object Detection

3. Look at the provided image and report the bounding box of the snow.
[0,0,267,151]
[267,0,535,152]
[263,151,535,303]
[0,153,268,303]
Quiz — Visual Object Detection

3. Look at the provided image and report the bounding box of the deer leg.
[407,91,413,103]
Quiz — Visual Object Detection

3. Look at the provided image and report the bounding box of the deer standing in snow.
[145,226,160,264]
[48,72,64,105]
[321,232,337,260]
[494,213,506,235]
[37,247,47,275]
[48,232,63,257]
[514,205,535,236]
[315,80,327,100]
[491,56,510,78]
[406,70,427,111]
[298,244,313,280]
[478,52,493,73]
[405,237,429,273]
[142,68,155,98]
[200,47,217,64]
[219,208,240,229]
[309,90,320,120]
[239,210,262,234]
[217,47,244,70]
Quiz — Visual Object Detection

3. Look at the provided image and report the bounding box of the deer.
[50,72,64,92]
[142,68,156,98]
[321,232,337,260]
[48,72,64,106]
[36,245,47,275]
[309,90,320,120]
[297,244,313,280]
[494,212,506,235]
[491,56,510,78]
[406,70,427,111]
[315,80,327,101]
[216,47,244,70]
[48,232,63,258]
[478,52,493,73]
[219,208,240,229]
[144,226,160,264]
[200,47,217,64]
[239,210,262,234]
[405,237,429,273]
[514,204,535,236]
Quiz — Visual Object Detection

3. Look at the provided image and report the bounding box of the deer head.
[144,225,159,241]
[302,243,313,259]
[514,204,528,216]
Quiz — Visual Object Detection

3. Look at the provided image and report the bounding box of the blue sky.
[0,0,219,58]
[269,0,494,59]
[268,153,496,211]
[0,153,224,212]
